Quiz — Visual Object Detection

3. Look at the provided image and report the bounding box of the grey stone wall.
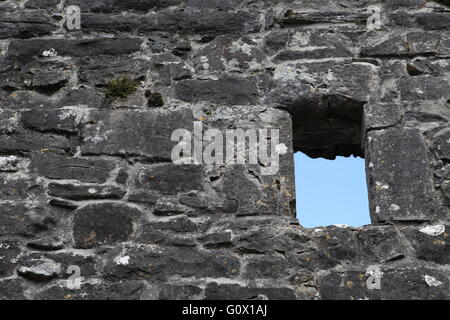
[0,0,449,299]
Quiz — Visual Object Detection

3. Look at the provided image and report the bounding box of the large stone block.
[0,11,57,39]
[174,77,259,105]
[0,133,69,153]
[315,267,450,300]
[81,109,193,159]
[73,203,141,248]
[365,128,435,222]
[134,164,203,195]
[7,38,142,62]
[30,153,116,183]
[101,244,241,279]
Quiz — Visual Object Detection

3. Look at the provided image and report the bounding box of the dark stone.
[198,232,233,248]
[21,108,83,133]
[0,240,20,277]
[402,226,449,264]
[159,284,203,300]
[79,56,148,86]
[7,38,142,63]
[433,128,450,160]
[281,10,370,25]
[35,281,147,300]
[0,177,43,201]
[73,203,140,248]
[30,153,115,183]
[0,11,57,39]
[101,245,240,279]
[128,191,158,207]
[174,77,259,105]
[416,13,450,30]
[81,109,193,159]
[25,0,60,9]
[0,133,69,153]
[146,91,164,108]
[0,204,34,237]
[244,255,289,279]
[48,183,125,201]
[0,279,27,300]
[139,10,261,37]
[134,164,203,195]
[144,216,199,233]
[316,267,450,300]
[205,283,297,300]
[27,236,65,251]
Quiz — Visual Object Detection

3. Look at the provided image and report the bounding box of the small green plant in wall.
[105,75,138,100]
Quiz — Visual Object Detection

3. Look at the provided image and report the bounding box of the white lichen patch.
[0,156,18,171]
[114,255,130,265]
[59,106,91,124]
[88,188,98,194]
[419,225,445,236]
[275,143,288,155]
[389,204,400,211]
[42,48,58,57]
[424,275,442,287]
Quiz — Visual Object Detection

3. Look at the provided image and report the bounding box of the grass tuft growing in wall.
[105,75,138,100]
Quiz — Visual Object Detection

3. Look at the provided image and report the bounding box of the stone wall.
[0,0,449,299]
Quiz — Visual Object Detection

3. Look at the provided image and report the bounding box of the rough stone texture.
[0,0,448,300]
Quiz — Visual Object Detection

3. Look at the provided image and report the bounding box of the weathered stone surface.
[158,284,202,300]
[7,38,142,62]
[0,0,449,301]
[366,128,435,222]
[402,225,449,264]
[35,281,147,300]
[101,244,240,279]
[0,133,69,153]
[281,10,370,25]
[134,164,203,195]
[139,10,261,37]
[205,283,298,300]
[0,241,20,277]
[0,11,57,39]
[433,128,450,160]
[27,236,64,251]
[22,107,88,133]
[363,103,402,130]
[79,56,148,85]
[17,257,62,281]
[73,203,140,248]
[30,153,115,183]
[174,77,259,105]
[48,183,125,201]
[81,109,193,159]
[0,204,34,237]
[315,267,450,300]
[25,0,60,9]
[0,279,27,300]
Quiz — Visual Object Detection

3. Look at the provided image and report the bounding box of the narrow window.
[289,95,371,227]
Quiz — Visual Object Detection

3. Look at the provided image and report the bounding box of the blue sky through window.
[294,152,370,228]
